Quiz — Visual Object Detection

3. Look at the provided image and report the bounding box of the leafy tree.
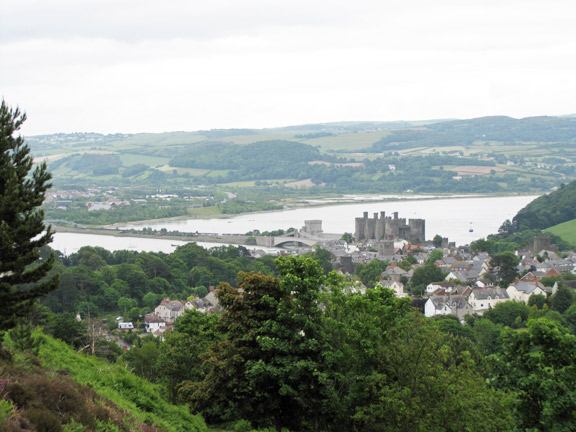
[528,293,547,309]
[124,336,161,381]
[355,259,389,287]
[117,297,137,316]
[549,285,574,313]
[489,252,520,287]
[161,309,222,402]
[188,256,332,431]
[0,101,59,343]
[426,248,443,265]
[432,234,443,248]
[483,301,530,328]
[410,264,445,294]
[341,232,354,243]
[489,318,576,431]
[46,313,87,349]
[305,246,334,275]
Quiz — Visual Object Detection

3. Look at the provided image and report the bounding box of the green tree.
[432,234,443,248]
[410,264,444,294]
[0,101,59,344]
[341,232,354,243]
[528,293,547,309]
[188,256,332,431]
[489,318,576,431]
[7,319,41,355]
[161,309,222,402]
[490,252,520,287]
[355,259,389,287]
[549,285,574,313]
[426,249,443,265]
[483,301,530,328]
[124,336,161,381]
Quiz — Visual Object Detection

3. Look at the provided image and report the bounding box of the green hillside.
[1,331,207,432]
[513,181,576,231]
[546,218,576,246]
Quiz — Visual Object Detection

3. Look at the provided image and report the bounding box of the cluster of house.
[374,248,575,322]
[117,290,219,338]
[86,199,131,211]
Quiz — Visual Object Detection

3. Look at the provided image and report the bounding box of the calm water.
[52,195,537,254]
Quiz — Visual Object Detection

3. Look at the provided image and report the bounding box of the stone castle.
[355,211,425,243]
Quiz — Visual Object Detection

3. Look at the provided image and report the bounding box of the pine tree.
[8,320,41,355]
[0,100,59,344]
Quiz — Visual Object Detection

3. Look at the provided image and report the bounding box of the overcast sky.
[2,0,576,135]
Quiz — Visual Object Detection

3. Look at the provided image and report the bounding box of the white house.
[468,288,510,313]
[379,280,407,298]
[506,281,546,304]
[154,298,186,323]
[144,313,166,333]
[424,295,473,321]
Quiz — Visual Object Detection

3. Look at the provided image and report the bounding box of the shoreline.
[102,192,528,229]
[51,225,250,245]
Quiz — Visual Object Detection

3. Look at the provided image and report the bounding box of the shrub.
[25,407,62,432]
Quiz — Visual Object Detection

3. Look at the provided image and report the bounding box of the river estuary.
[51,194,538,255]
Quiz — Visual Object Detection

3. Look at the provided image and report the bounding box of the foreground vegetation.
[7,253,576,432]
[1,330,207,431]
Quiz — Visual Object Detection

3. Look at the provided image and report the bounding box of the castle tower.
[408,219,426,243]
[355,212,369,241]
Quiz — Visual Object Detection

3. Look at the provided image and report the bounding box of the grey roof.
[514,282,544,294]
[429,295,471,310]
[471,288,509,300]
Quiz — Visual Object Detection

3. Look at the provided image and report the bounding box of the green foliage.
[483,301,531,328]
[187,257,332,431]
[34,331,207,431]
[45,313,87,349]
[0,100,59,341]
[549,285,575,313]
[514,180,576,230]
[340,232,353,243]
[355,259,389,287]
[489,318,576,431]
[410,264,445,294]
[489,252,520,287]
[7,321,41,355]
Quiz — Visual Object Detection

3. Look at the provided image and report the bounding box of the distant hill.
[368,116,576,152]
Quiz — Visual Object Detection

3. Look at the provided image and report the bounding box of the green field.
[546,218,576,245]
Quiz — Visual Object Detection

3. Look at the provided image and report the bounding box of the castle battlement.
[355,211,425,243]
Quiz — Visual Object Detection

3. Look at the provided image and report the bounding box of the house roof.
[158,298,185,311]
[145,313,165,324]
[428,295,471,311]
[513,281,545,294]
[471,288,509,300]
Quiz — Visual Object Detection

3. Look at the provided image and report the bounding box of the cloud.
[2,0,576,134]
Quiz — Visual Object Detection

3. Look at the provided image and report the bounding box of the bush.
[25,407,62,432]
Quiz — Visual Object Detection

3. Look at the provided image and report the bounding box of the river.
[51,194,538,255]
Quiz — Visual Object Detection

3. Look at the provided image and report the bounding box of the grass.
[187,206,223,218]
[33,332,208,432]
[546,218,576,246]
[307,131,391,152]
[118,153,171,166]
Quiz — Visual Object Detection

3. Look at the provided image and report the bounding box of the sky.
[2,0,576,135]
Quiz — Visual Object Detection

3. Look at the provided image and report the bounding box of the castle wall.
[355,211,426,243]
